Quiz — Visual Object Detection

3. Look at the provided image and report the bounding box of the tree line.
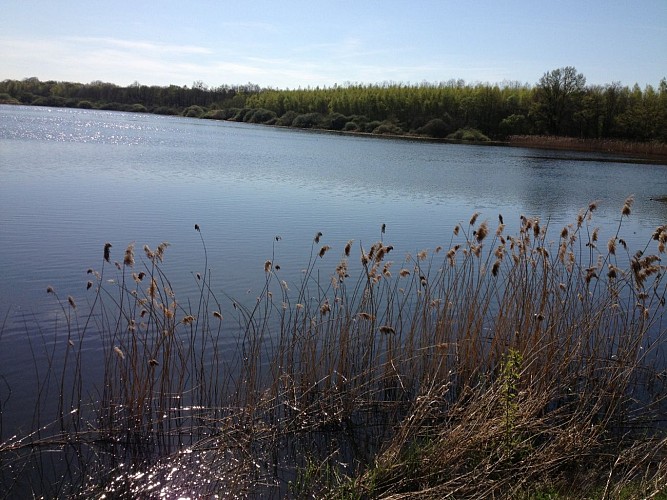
[1,67,665,143]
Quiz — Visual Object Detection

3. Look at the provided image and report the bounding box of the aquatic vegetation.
[1,201,666,498]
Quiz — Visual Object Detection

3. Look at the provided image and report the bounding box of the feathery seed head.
[320,301,330,315]
[155,242,169,262]
[622,195,634,217]
[475,221,489,242]
[104,243,112,262]
[607,238,616,255]
[182,315,196,325]
[344,240,353,257]
[123,243,135,267]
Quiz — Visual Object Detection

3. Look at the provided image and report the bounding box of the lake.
[1,105,666,493]
[2,103,667,374]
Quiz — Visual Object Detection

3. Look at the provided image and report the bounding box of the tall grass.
[1,200,666,498]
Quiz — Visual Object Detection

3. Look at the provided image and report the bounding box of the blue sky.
[1,0,665,89]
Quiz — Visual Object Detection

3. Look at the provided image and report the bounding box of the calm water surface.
[1,104,666,429]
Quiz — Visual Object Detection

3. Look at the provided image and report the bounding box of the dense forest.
[1,67,666,144]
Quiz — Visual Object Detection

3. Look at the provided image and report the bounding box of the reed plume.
[103,242,112,262]
[123,243,135,267]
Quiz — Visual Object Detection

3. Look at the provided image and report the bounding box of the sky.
[1,0,665,90]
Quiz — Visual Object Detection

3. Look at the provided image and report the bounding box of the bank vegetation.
[1,200,666,498]
[1,67,666,156]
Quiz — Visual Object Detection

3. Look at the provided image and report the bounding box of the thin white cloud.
[65,36,214,55]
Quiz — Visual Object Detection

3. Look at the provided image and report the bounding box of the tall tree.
[533,66,586,135]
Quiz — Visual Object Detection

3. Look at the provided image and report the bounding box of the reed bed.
[509,135,667,160]
[1,199,666,498]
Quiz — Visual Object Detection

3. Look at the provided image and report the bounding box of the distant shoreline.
[267,123,667,165]
[3,100,666,165]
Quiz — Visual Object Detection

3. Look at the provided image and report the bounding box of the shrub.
[129,103,147,113]
[372,121,404,135]
[0,93,21,104]
[248,108,277,124]
[153,106,180,115]
[77,100,94,109]
[277,110,299,126]
[32,96,66,107]
[99,102,125,111]
[231,107,252,121]
[364,120,382,132]
[343,121,359,132]
[321,113,348,131]
[211,108,241,120]
[447,127,490,141]
[348,114,369,125]
[202,109,228,120]
[292,112,323,129]
[417,116,454,138]
[499,114,529,137]
[183,105,205,118]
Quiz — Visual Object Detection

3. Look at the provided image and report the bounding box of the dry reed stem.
[2,202,666,498]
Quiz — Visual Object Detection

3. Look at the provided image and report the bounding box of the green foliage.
[499,113,528,137]
[364,120,382,132]
[500,349,523,452]
[533,66,587,135]
[289,455,360,498]
[31,95,66,107]
[129,103,147,113]
[229,107,251,121]
[183,105,205,118]
[343,121,359,131]
[99,102,126,111]
[0,92,20,104]
[153,106,179,115]
[447,127,490,141]
[292,112,324,128]
[372,120,404,135]
[276,110,298,126]
[0,72,665,143]
[416,116,454,138]
[321,112,348,130]
[247,108,277,124]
